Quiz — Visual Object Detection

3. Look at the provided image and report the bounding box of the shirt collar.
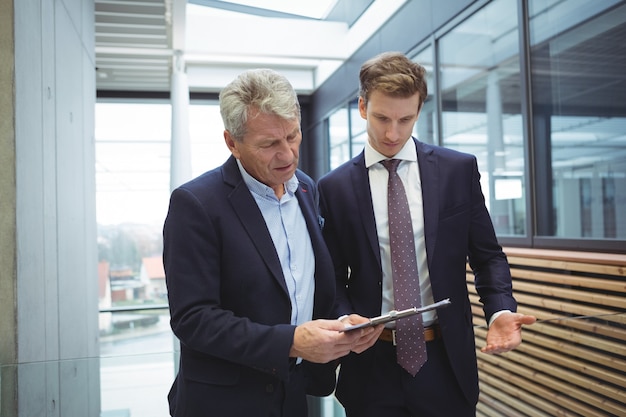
[364,137,417,169]
[236,159,299,199]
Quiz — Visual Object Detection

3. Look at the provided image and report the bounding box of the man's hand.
[481,312,536,354]
[289,318,381,363]
[339,314,384,354]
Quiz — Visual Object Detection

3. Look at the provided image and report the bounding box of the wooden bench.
[467,247,626,417]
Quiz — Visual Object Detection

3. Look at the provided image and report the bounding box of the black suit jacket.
[317,138,517,406]
[164,156,336,416]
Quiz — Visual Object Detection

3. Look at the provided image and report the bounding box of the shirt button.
[266,384,274,393]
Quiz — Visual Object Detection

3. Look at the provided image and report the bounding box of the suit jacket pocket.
[183,351,240,386]
[439,201,471,222]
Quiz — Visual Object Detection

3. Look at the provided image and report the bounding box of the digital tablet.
[339,298,451,332]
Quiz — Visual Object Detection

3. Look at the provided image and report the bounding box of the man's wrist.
[488,310,512,327]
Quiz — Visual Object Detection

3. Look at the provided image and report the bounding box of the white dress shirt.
[365,140,437,326]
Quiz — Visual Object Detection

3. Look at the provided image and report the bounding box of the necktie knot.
[382,159,401,173]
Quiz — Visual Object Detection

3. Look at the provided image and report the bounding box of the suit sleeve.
[465,157,517,322]
[318,176,356,318]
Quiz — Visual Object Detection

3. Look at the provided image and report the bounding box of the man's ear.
[224,130,240,158]
[358,96,367,119]
[416,101,424,121]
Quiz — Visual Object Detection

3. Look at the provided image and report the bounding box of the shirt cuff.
[488,310,512,327]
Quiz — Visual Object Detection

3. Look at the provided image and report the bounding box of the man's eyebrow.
[257,128,300,144]
[372,111,416,119]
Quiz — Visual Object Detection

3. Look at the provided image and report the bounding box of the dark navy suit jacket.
[317,138,517,406]
[164,155,336,416]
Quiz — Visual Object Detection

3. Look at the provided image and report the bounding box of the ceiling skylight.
[197,0,340,19]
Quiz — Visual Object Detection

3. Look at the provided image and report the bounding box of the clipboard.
[339,298,451,332]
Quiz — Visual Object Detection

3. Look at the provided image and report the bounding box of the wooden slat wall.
[468,247,626,417]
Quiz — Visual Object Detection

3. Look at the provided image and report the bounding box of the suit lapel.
[222,157,289,298]
[415,140,439,269]
[295,178,322,253]
[295,176,334,316]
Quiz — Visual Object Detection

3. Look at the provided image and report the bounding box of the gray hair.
[219,69,301,141]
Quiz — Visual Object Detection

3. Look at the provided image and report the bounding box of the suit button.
[266,384,274,393]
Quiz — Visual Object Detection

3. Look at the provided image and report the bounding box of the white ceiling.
[95,0,408,94]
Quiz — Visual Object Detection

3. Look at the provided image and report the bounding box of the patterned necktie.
[382,159,426,376]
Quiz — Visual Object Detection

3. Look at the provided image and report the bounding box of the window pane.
[439,0,526,236]
[96,101,230,416]
[411,46,435,145]
[189,102,230,177]
[96,102,175,417]
[349,99,366,158]
[96,102,172,227]
[529,0,626,239]
[96,101,228,311]
[329,106,350,169]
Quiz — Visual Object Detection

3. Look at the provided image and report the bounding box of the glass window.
[349,99,367,158]
[96,101,174,417]
[528,0,626,239]
[96,101,172,227]
[439,0,526,236]
[96,100,227,309]
[189,102,230,177]
[96,100,227,416]
[329,106,350,169]
[411,46,435,145]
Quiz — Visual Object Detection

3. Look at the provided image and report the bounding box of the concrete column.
[170,50,192,191]
[0,0,18,415]
[169,50,191,374]
[1,0,100,415]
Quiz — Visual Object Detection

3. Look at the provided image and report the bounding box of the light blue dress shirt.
[237,161,315,327]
